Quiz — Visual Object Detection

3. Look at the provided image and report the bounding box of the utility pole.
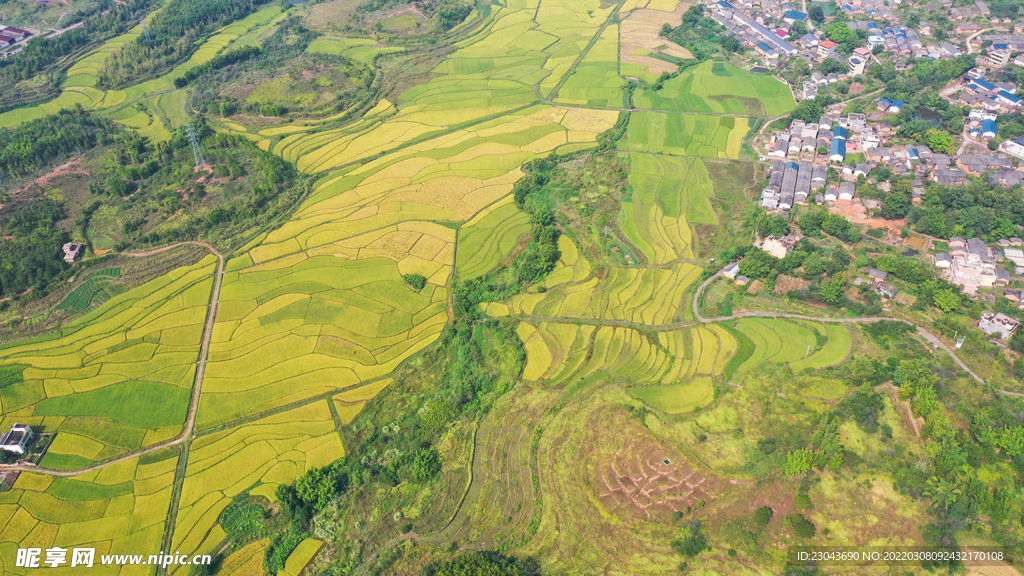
[185,124,207,167]
[804,344,811,360]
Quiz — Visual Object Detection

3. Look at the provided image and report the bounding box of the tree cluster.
[0,106,115,179]
[822,21,867,55]
[0,198,71,299]
[907,177,1024,241]
[172,46,261,88]
[97,0,263,88]
[423,551,541,576]
[798,209,860,244]
[660,5,741,62]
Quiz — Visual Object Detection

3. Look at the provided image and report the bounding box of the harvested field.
[619,1,694,79]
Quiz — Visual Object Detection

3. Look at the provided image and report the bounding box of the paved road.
[1,242,226,477]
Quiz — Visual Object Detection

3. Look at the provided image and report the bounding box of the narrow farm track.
[3,242,226,477]
[691,270,990,385]
[546,0,629,101]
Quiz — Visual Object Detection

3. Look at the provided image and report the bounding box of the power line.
[185,124,207,167]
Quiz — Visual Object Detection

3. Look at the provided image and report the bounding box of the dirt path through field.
[1,242,225,477]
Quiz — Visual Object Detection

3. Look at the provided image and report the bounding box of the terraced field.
[0,257,216,469]
[0,6,285,135]
[170,402,342,569]
[0,0,801,570]
[0,456,176,576]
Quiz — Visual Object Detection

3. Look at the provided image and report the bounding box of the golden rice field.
[489,260,701,325]
[0,0,801,566]
[456,196,532,280]
[554,25,626,107]
[0,257,216,469]
[517,322,736,386]
[0,454,177,576]
[168,402,342,572]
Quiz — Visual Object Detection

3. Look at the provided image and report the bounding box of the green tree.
[792,58,811,77]
[403,273,427,290]
[994,217,1017,239]
[789,514,817,538]
[933,289,961,312]
[295,465,341,510]
[411,447,442,483]
[791,98,824,123]
[818,277,847,305]
[738,249,779,280]
[820,58,846,74]
[824,21,856,43]
[424,551,541,576]
[672,520,710,557]
[880,188,912,219]
[808,4,825,23]
[783,449,813,477]
[925,129,953,154]
[754,506,774,527]
[911,386,940,419]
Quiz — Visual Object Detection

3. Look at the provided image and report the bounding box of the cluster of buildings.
[0,25,29,49]
[761,103,1024,214]
[934,237,1012,294]
[711,0,798,59]
[973,33,1024,52]
[957,76,1022,112]
[966,110,998,142]
[766,114,892,166]
[837,0,897,21]
[768,118,834,158]
[869,25,922,55]
[760,160,826,210]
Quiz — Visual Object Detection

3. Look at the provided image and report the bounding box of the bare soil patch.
[597,433,725,521]
[305,0,365,31]
[773,274,810,294]
[831,199,906,230]
[12,158,90,196]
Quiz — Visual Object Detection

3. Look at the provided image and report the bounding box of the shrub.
[672,520,710,557]
[403,273,427,290]
[789,514,816,538]
[754,506,774,527]
[794,493,812,509]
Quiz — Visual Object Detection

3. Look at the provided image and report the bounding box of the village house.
[0,424,34,454]
[761,235,798,258]
[62,243,83,263]
[875,282,899,298]
[978,312,1021,339]
[867,268,888,282]
[945,237,1009,293]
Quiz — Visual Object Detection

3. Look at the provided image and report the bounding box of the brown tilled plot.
[596,434,724,521]
[620,1,694,78]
